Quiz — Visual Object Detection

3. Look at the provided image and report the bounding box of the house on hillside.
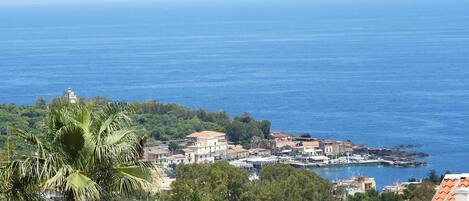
[142,146,170,163]
[183,131,227,164]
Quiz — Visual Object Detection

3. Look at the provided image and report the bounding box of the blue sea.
[1,0,469,189]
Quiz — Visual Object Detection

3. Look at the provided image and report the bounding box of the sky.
[0,0,200,6]
[0,0,461,6]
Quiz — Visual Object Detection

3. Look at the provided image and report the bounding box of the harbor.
[144,130,428,175]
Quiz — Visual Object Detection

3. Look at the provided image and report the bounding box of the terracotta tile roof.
[187,131,225,138]
[433,174,469,201]
[302,141,320,148]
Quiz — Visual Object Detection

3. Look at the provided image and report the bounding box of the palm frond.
[113,166,154,196]
[10,128,46,157]
[65,171,101,201]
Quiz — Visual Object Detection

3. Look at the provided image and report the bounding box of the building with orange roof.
[271,131,296,152]
[433,174,469,201]
[187,131,226,138]
[184,131,227,164]
[301,141,320,148]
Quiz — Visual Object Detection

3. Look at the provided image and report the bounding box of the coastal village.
[64,88,469,200]
[65,88,428,195]
[142,130,428,195]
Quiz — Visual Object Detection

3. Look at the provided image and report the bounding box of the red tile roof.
[187,131,225,138]
[302,141,320,148]
[433,174,469,201]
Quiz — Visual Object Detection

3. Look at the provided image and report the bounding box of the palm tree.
[0,103,157,201]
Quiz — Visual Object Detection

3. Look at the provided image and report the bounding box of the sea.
[1,0,469,189]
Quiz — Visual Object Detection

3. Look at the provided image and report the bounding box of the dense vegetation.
[133,99,271,146]
[346,181,435,201]
[0,96,272,152]
[346,170,443,201]
[0,103,156,201]
[164,162,439,201]
[0,97,441,201]
[163,162,338,201]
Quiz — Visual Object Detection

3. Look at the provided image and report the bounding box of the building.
[227,145,250,160]
[433,173,469,201]
[249,148,271,156]
[64,88,78,104]
[143,146,170,162]
[292,140,322,156]
[165,154,187,166]
[320,141,333,155]
[229,160,255,172]
[301,141,320,148]
[320,140,352,156]
[271,131,296,151]
[246,157,279,169]
[292,146,323,156]
[184,131,227,164]
[271,131,290,140]
[382,181,422,194]
[334,176,376,196]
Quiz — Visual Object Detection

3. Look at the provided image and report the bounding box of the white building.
[183,131,227,164]
[165,154,187,166]
[334,177,376,196]
[64,88,78,104]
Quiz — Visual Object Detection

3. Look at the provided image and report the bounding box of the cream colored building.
[184,131,227,164]
[227,145,249,160]
[320,140,352,156]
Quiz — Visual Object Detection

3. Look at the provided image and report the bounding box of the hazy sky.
[1,0,456,6]
[0,0,197,6]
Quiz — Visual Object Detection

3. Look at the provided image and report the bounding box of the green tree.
[250,136,271,149]
[241,164,336,201]
[35,97,47,109]
[380,192,404,201]
[168,142,181,154]
[427,170,440,184]
[0,103,157,201]
[410,181,435,201]
[168,161,249,201]
[299,133,312,138]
